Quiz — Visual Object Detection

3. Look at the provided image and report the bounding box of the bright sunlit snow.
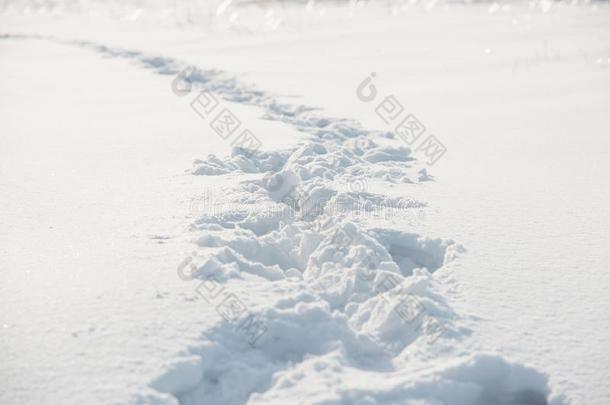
[1,1,609,404]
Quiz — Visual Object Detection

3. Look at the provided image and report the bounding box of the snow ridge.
[159,53,558,405]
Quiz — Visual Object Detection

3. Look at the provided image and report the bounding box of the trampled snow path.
[1,34,560,405]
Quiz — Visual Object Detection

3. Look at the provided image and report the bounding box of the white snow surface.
[1,1,609,405]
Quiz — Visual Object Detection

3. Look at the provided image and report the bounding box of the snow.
[1,1,609,404]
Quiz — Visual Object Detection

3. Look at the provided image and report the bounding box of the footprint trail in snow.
[0,34,559,405]
[155,66,557,405]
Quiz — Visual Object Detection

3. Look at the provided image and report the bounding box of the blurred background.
[1,0,608,32]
